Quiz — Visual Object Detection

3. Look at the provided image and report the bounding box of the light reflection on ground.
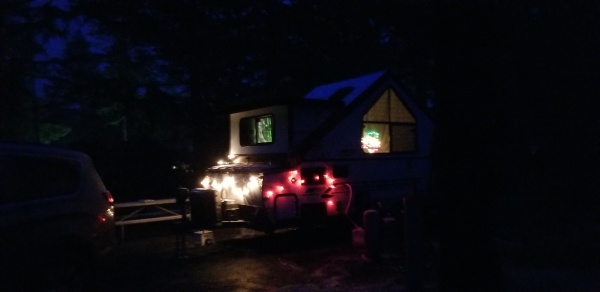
[109,223,406,291]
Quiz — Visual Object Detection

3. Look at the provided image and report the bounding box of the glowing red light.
[104,191,114,204]
[314,175,320,181]
[288,170,299,184]
[327,200,334,206]
[265,190,273,198]
[277,185,285,192]
[324,174,334,185]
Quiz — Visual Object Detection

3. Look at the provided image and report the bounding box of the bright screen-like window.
[240,115,273,146]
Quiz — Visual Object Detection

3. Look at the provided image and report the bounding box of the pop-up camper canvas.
[200,71,432,231]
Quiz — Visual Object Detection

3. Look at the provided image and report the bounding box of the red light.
[104,191,114,204]
[289,170,299,184]
[314,175,320,181]
[324,174,334,185]
[277,185,284,192]
[265,190,274,198]
[327,200,334,206]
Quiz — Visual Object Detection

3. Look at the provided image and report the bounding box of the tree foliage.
[1,0,439,198]
[431,1,600,290]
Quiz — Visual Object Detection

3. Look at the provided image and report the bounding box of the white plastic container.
[194,230,215,246]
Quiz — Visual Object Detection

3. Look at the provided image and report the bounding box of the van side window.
[300,167,326,185]
[0,155,81,203]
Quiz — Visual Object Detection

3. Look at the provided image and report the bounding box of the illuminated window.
[240,115,273,146]
[362,89,416,153]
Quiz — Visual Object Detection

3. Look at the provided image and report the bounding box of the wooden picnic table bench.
[114,198,188,240]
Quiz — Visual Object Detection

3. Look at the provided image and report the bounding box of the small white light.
[201,176,211,189]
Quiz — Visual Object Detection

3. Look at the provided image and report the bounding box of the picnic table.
[114,198,188,240]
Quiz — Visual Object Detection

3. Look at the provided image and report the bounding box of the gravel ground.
[105,222,407,291]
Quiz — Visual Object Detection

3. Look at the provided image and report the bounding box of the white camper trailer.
[199,71,432,231]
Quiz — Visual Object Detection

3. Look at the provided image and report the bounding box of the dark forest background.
[0,0,438,197]
[2,1,600,290]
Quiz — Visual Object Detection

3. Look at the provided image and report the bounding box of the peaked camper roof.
[304,71,386,105]
[293,70,396,156]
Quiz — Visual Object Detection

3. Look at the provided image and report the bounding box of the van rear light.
[104,190,114,205]
[97,191,115,225]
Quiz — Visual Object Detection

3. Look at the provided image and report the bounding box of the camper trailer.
[198,71,432,232]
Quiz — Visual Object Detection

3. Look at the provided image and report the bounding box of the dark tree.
[0,0,62,142]
[432,1,600,290]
